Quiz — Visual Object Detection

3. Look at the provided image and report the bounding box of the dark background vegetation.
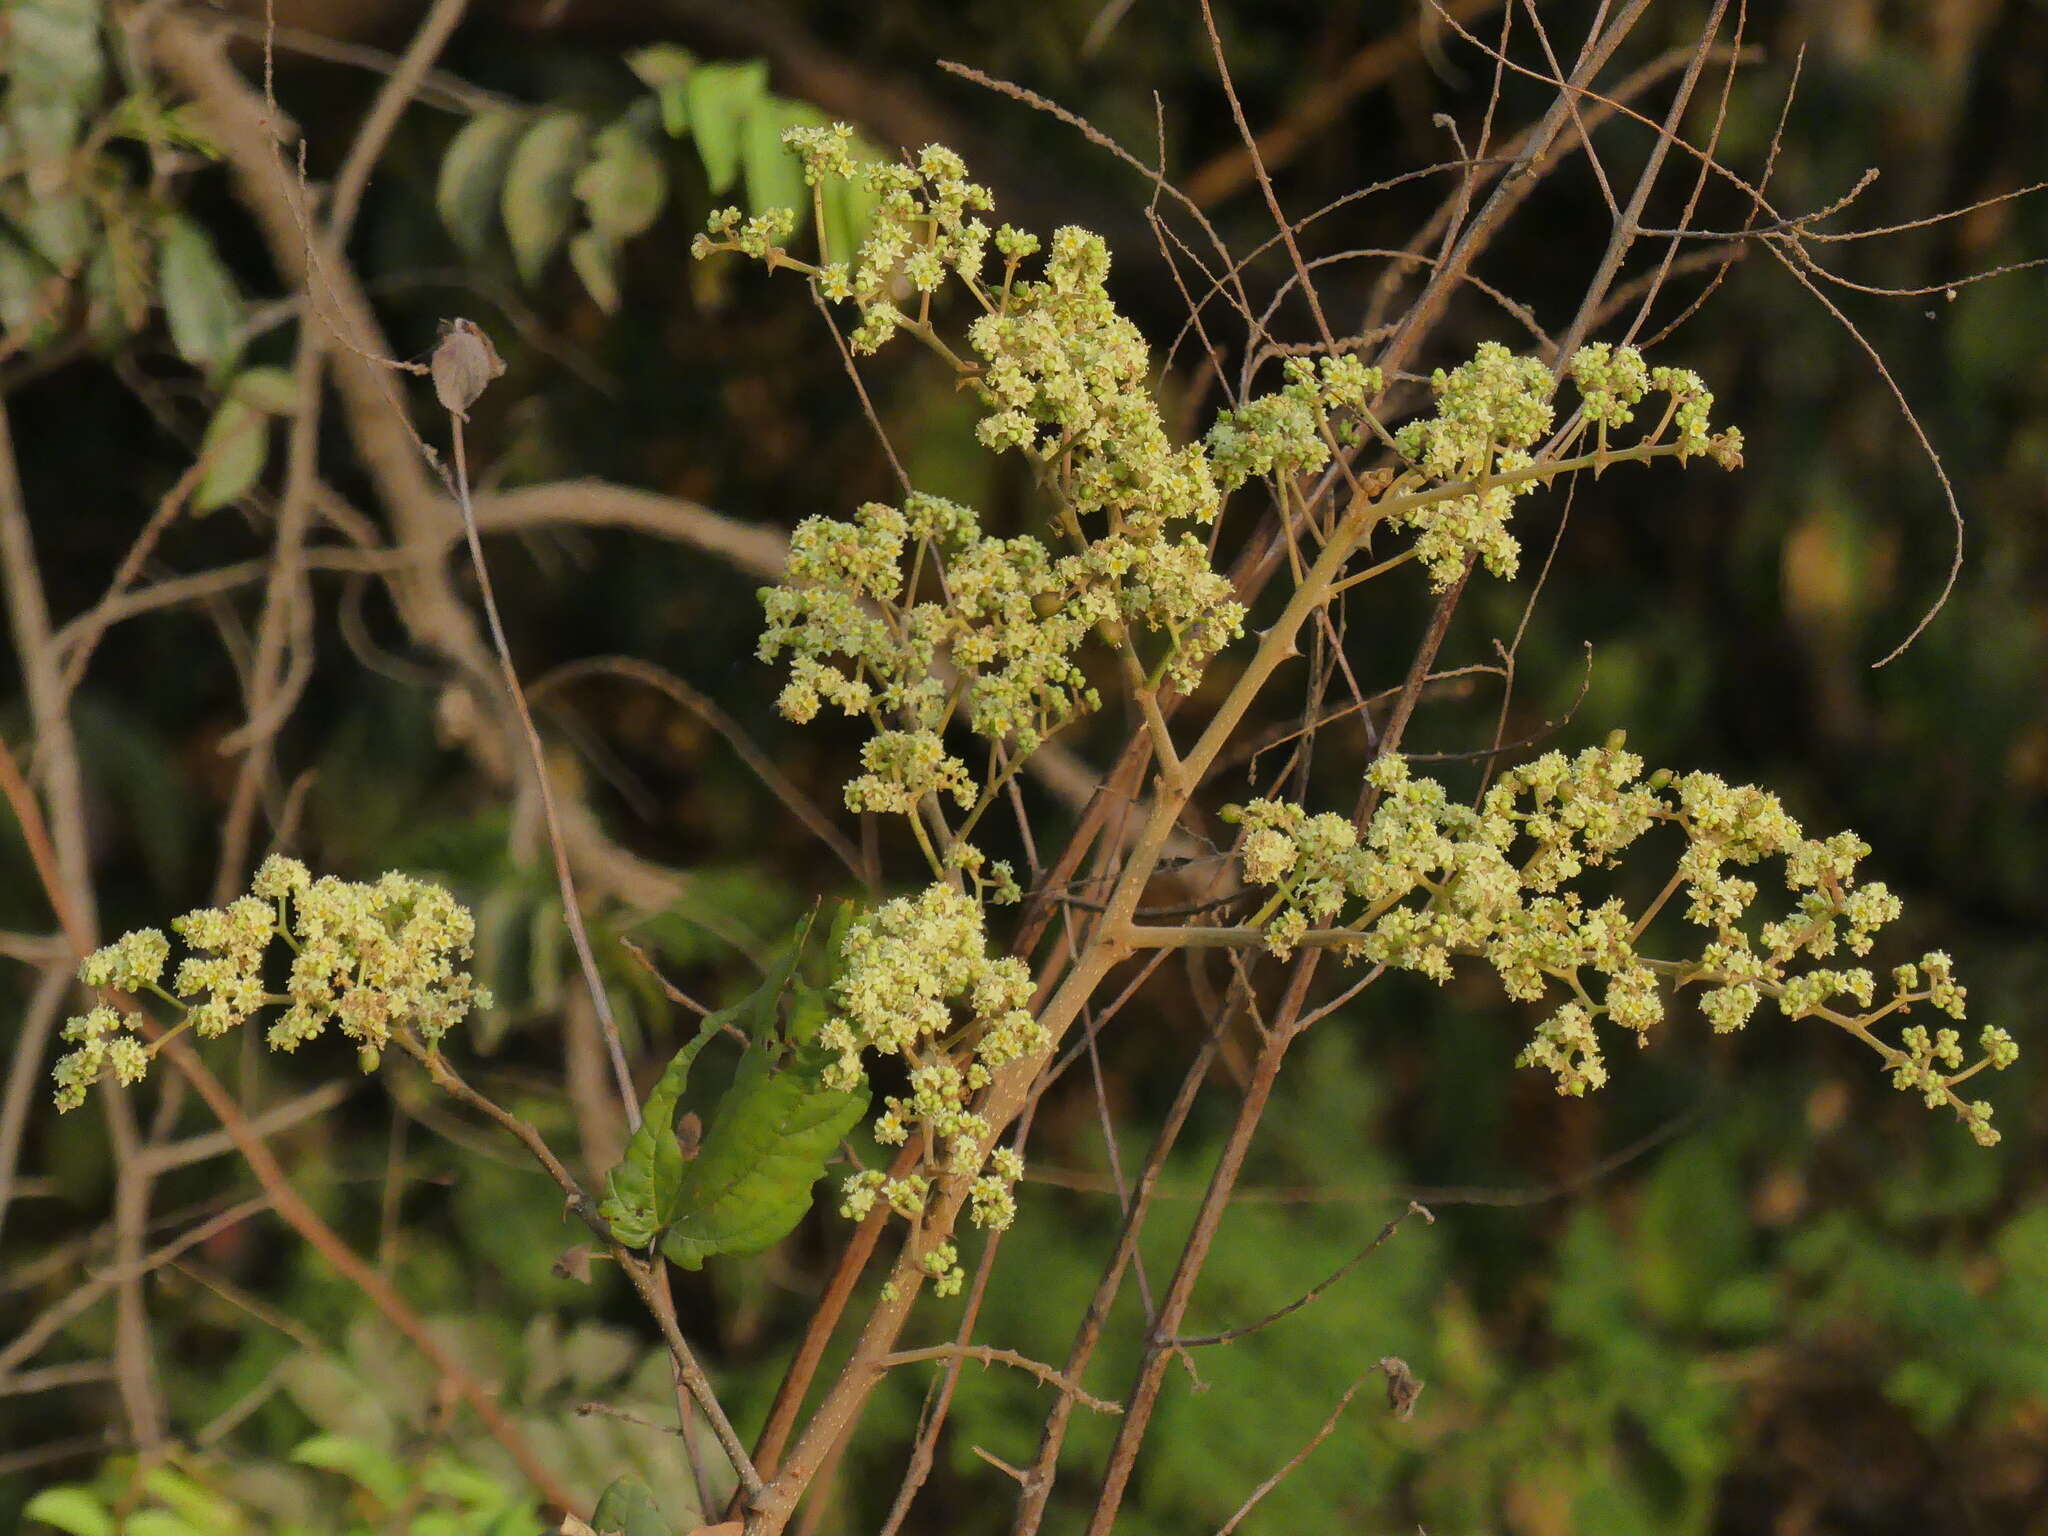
[5,1,2047,1532]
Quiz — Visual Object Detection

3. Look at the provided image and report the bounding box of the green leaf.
[743,100,814,234]
[141,1467,244,1536]
[156,215,243,375]
[684,60,767,195]
[659,1038,867,1270]
[291,1434,408,1508]
[0,226,63,354]
[597,924,815,1249]
[627,44,696,137]
[820,164,879,269]
[192,394,268,514]
[21,192,93,268]
[277,1354,396,1448]
[598,1009,723,1248]
[437,109,527,261]
[105,94,221,158]
[22,1487,114,1536]
[230,365,302,416]
[576,105,668,245]
[568,232,618,313]
[5,0,106,191]
[500,110,590,287]
[123,1514,208,1536]
[591,1475,672,1536]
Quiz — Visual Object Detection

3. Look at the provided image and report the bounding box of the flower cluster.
[1206,354,1385,493]
[1363,341,1746,589]
[52,857,492,1111]
[1228,746,2014,1142]
[709,143,1254,907]
[821,884,1045,1295]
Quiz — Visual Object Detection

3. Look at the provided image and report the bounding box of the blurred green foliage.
[5,2,2047,1533]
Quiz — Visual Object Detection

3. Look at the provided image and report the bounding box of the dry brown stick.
[0,1196,272,1382]
[212,0,474,902]
[1183,0,1506,207]
[1080,956,1322,1536]
[532,657,863,883]
[876,1347,1124,1418]
[1376,0,1657,373]
[55,454,211,697]
[1552,0,1733,366]
[0,968,69,1253]
[1170,1201,1434,1350]
[1011,1004,1232,1536]
[0,402,165,1448]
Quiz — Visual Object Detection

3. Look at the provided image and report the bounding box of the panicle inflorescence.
[52,856,492,1111]
[710,142,1248,881]
[1227,744,2012,1142]
[820,885,1044,1294]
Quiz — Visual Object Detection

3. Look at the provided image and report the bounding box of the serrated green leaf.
[598,928,812,1248]
[22,1487,113,1536]
[291,1434,407,1508]
[192,394,268,513]
[659,1043,867,1270]
[743,100,814,234]
[598,1010,723,1248]
[575,107,668,245]
[591,1474,672,1536]
[685,60,767,195]
[437,109,527,262]
[501,110,589,287]
[157,215,243,375]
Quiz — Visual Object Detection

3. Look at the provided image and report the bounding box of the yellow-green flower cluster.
[51,856,492,1111]
[1206,355,1386,492]
[1370,341,1744,589]
[711,142,1247,776]
[1383,342,1557,588]
[1228,746,2013,1140]
[1568,341,1744,467]
[821,884,1045,1294]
